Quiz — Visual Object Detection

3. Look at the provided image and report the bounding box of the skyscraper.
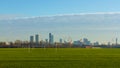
[49,33,52,44]
[30,36,34,43]
[30,36,34,47]
[49,33,54,45]
[35,34,39,47]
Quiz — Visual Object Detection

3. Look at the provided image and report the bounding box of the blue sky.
[0,0,120,44]
[1,0,120,16]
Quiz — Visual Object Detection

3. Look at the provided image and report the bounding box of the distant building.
[49,33,51,44]
[73,40,82,46]
[83,38,91,45]
[30,36,34,47]
[94,41,99,46]
[35,34,39,47]
[85,45,92,48]
[30,36,34,43]
[49,33,54,44]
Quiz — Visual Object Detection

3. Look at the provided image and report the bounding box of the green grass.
[0,48,120,68]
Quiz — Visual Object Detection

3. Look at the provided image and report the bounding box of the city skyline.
[0,32,119,48]
[0,0,120,44]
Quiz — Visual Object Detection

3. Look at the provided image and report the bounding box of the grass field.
[0,48,120,68]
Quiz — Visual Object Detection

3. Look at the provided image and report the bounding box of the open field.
[0,48,120,68]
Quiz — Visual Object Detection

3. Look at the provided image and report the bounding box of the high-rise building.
[35,34,39,47]
[30,36,34,47]
[49,33,52,44]
[49,33,54,44]
[30,36,34,43]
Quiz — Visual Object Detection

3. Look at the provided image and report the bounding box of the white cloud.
[1,12,120,30]
[0,14,26,20]
[1,12,120,20]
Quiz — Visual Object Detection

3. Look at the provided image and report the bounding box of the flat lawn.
[0,48,120,68]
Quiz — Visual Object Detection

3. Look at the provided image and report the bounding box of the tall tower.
[49,33,52,44]
[30,36,34,47]
[49,33,54,45]
[35,34,39,47]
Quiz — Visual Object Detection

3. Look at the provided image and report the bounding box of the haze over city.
[1,0,120,44]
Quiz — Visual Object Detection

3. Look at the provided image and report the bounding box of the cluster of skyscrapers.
[30,34,39,47]
[0,33,119,48]
[28,33,97,48]
[30,33,54,47]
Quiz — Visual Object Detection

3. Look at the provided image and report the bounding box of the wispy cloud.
[0,14,26,20]
[1,12,120,20]
[1,12,120,30]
